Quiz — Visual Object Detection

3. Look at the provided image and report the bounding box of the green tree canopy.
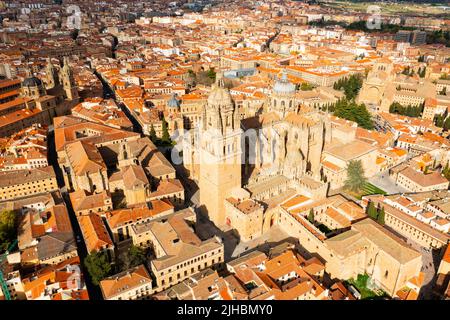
[149,124,157,144]
[207,68,216,81]
[366,201,378,220]
[443,161,450,181]
[308,209,315,224]
[161,116,172,145]
[389,102,423,118]
[444,117,450,131]
[0,210,17,252]
[333,99,374,130]
[333,74,363,100]
[344,160,367,193]
[129,245,147,268]
[377,207,385,225]
[84,251,112,286]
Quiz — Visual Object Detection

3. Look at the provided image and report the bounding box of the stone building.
[129,208,224,292]
[100,265,153,300]
[0,58,79,137]
[0,166,58,201]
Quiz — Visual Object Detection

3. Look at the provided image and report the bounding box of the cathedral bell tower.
[60,57,79,102]
[45,57,60,89]
[198,73,242,228]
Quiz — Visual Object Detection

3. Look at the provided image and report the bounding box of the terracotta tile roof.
[100,265,152,300]
[65,140,106,176]
[78,213,113,253]
[105,199,174,229]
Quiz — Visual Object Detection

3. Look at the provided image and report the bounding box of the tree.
[333,74,363,100]
[117,245,147,271]
[418,67,426,78]
[366,201,378,220]
[443,161,450,181]
[0,210,16,252]
[70,28,79,40]
[308,209,315,224]
[444,117,450,131]
[161,116,172,145]
[377,207,385,225]
[84,251,112,286]
[389,102,423,118]
[129,245,147,268]
[434,113,445,127]
[206,68,216,81]
[344,160,367,193]
[333,99,374,130]
[149,124,157,144]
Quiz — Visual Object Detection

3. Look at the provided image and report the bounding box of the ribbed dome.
[207,85,233,106]
[22,76,42,87]
[167,93,180,108]
[273,72,295,95]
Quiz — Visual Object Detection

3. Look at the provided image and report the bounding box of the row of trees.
[389,102,424,118]
[0,210,17,253]
[84,245,148,285]
[366,202,386,225]
[333,74,363,100]
[427,30,450,48]
[433,110,450,131]
[417,67,426,78]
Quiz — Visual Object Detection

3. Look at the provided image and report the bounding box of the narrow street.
[47,129,103,300]
[94,70,143,135]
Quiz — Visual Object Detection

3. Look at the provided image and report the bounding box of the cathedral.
[183,71,331,230]
[0,57,79,137]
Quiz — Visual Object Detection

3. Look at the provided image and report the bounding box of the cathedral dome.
[273,71,295,95]
[207,85,233,106]
[22,76,43,87]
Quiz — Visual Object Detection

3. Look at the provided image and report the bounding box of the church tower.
[198,74,242,228]
[45,57,60,89]
[60,57,79,102]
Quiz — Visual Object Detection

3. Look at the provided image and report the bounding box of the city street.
[47,129,103,300]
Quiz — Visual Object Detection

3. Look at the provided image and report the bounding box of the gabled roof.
[100,265,152,299]
[65,140,106,176]
[36,232,77,261]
